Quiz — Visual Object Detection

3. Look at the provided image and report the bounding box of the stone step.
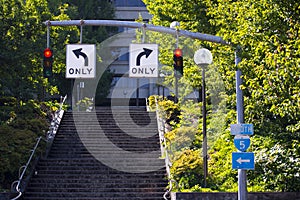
[22,196,166,200]
[50,143,159,148]
[32,166,165,172]
[34,167,166,173]
[30,173,166,180]
[47,151,161,156]
[52,135,160,140]
[28,177,166,184]
[57,126,158,131]
[36,165,165,172]
[25,187,166,193]
[60,118,157,122]
[50,143,159,147]
[22,191,165,199]
[36,159,164,167]
[29,178,166,184]
[48,147,161,152]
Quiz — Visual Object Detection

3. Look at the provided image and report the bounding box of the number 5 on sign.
[240,140,246,149]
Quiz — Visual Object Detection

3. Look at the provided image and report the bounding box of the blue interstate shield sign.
[232,152,255,170]
[234,135,250,152]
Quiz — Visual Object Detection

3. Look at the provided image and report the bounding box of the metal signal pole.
[235,49,247,200]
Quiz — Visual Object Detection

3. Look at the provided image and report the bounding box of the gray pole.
[175,71,178,103]
[77,84,80,111]
[136,78,139,107]
[175,28,179,103]
[235,50,247,200]
[202,65,208,187]
[46,25,50,48]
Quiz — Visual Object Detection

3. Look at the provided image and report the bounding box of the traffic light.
[173,48,183,76]
[43,48,53,78]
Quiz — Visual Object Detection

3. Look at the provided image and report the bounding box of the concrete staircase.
[22,107,167,200]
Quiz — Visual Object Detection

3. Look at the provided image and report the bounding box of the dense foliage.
[0,98,49,191]
[1,0,50,99]
[144,0,300,192]
[0,0,115,191]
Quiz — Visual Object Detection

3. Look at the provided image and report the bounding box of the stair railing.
[153,96,175,200]
[10,136,46,200]
[47,95,67,140]
[45,95,67,158]
[10,95,67,200]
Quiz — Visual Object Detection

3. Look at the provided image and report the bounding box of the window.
[114,0,146,7]
[117,52,129,61]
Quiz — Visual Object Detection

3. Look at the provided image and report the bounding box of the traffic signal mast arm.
[44,20,229,45]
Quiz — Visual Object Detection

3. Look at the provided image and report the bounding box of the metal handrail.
[145,98,149,111]
[153,96,176,200]
[10,136,45,200]
[10,95,67,200]
[59,95,67,110]
[47,95,67,140]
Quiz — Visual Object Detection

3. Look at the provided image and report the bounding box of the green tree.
[144,0,300,192]
[61,0,115,43]
[0,99,49,191]
[0,0,50,99]
[0,0,76,191]
[143,0,212,33]
[0,0,79,100]
[205,0,300,191]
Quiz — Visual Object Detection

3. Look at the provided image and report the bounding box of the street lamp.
[194,48,213,188]
[170,21,181,103]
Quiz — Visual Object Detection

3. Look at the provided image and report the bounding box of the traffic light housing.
[173,48,183,76]
[43,48,53,78]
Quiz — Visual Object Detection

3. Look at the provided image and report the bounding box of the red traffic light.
[44,48,53,58]
[173,48,183,76]
[43,48,53,78]
[174,48,182,57]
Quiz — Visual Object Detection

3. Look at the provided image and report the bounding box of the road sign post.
[235,51,247,200]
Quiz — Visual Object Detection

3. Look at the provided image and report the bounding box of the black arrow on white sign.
[136,48,153,66]
[73,48,88,66]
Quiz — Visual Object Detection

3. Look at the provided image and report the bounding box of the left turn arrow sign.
[73,48,88,66]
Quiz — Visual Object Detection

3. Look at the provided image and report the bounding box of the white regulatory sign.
[129,44,158,78]
[66,44,96,78]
